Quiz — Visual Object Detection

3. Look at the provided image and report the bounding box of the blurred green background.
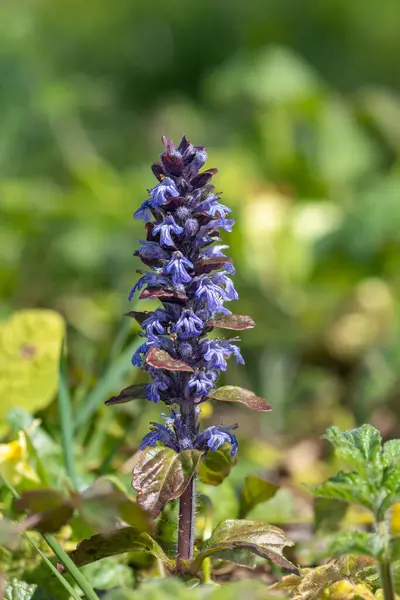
[1,0,400,457]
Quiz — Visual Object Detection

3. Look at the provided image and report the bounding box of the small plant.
[309,424,400,600]
[107,135,296,575]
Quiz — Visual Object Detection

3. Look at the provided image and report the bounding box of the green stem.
[0,474,99,600]
[377,518,395,600]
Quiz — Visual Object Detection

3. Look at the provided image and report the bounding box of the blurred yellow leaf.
[0,310,65,433]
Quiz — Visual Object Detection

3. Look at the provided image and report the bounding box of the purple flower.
[142,309,171,338]
[164,251,193,285]
[131,342,149,367]
[201,339,229,371]
[134,200,153,222]
[145,374,169,402]
[111,136,256,460]
[200,339,244,370]
[188,369,217,396]
[194,278,230,314]
[200,244,229,259]
[135,242,169,264]
[129,272,171,301]
[195,425,238,456]
[196,197,232,218]
[173,310,203,339]
[149,178,180,208]
[140,421,178,451]
[188,149,208,176]
[212,273,239,301]
[153,215,183,248]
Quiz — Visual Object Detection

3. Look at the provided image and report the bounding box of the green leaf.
[240,475,280,516]
[311,470,373,510]
[208,386,272,412]
[102,591,136,600]
[0,310,66,434]
[206,315,255,331]
[145,348,194,372]
[382,440,400,468]
[139,532,175,570]
[323,425,382,476]
[330,532,383,559]
[198,446,237,486]
[80,557,134,590]
[105,384,147,406]
[131,448,202,516]
[314,497,348,532]
[67,527,146,567]
[188,519,297,573]
[4,579,36,600]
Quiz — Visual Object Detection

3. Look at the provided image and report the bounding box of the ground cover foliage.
[2,1,400,598]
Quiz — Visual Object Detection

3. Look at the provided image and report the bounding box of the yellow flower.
[0,430,40,485]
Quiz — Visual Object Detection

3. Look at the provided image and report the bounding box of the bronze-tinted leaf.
[196,257,233,275]
[240,476,280,517]
[14,490,74,534]
[145,222,154,240]
[124,311,150,325]
[131,447,201,516]
[145,348,194,372]
[139,288,187,302]
[191,168,218,188]
[207,314,256,330]
[161,153,184,176]
[105,384,147,406]
[189,519,297,574]
[164,195,186,209]
[151,162,165,181]
[208,386,272,412]
[198,446,237,486]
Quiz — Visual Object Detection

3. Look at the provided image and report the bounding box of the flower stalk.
[111,135,253,565]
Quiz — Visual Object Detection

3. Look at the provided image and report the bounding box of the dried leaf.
[208,386,272,412]
[131,447,201,516]
[207,314,256,330]
[105,384,147,406]
[145,348,194,372]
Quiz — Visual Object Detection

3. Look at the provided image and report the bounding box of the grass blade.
[74,337,142,434]
[0,474,99,600]
[58,342,79,488]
